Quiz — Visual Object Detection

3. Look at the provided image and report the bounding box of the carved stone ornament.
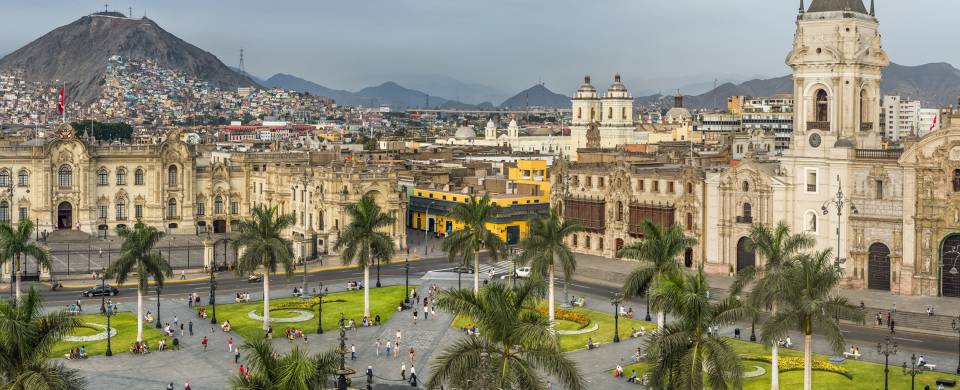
[55,123,76,139]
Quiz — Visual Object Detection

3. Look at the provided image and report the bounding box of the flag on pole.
[57,85,65,115]
[931,114,938,132]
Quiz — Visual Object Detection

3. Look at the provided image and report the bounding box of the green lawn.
[53,312,167,358]
[615,338,960,389]
[451,305,655,352]
[195,285,410,341]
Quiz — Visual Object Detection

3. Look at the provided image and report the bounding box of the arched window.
[0,169,9,188]
[816,89,829,122]
[585,235,592,249]
[686,213,693,231]
[17,169,28,187]
[116,168,127,186]
[577,107,582,119]
[743,203,753,220]
[0,201,8,224]
[116,198,127,220]
[804,210,818,233]
[608,107,613,119]
[954,169,960,192]
[686,182,693,194]
[167,165,178,187]
[616,201,624,222]
[134,169,144,185]
[58,165,72,188]
[742,181,750,192]
[214,195,224,214]
[167,198,178,219]
[590,108,596,121]
[860,89,869,125]
[622,107,628,120]
[97,168,108,186]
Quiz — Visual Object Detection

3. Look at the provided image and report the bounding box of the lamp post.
[644,285,652,322]
[877,336,897,390]
[317,282,324,334]
[209,262,217,325]
[423,201,435,255]
[952,316,960,374]
[154,285,162,329]
[105,298,113,356]
[750,315,757,342]
[822,175,856,322]
[903,353,921,390]
[404,259,410,303]
[375,256,381,288]
[611,292,623,343]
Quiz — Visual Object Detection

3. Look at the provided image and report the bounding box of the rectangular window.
[135,205,143,219]
[875,180,883,200]
[653,181,660,192]
[805,169,818,193]
[639,180,645,191]
[667,182,675,193]
[0,207,7,224]
[116,203,126,220]
[196,202,205,216]
[18,207,27,221]
[98,206,108,220]
[97,172,108,186]
[231,202,238,214]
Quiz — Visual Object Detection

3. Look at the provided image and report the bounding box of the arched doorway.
[57,202,72,229]
[684,247,694,268]
[941,235,960,297]
[867,243,891,291]
[736,237,755,272]
[615,238,624,253]
[213,219,227,234]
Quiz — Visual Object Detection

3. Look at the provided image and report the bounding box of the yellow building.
[506,159,551,195]
[407,187,549,245]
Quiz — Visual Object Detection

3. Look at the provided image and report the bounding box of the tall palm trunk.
[656,311,665,329]
[473,251,480,293]
[548,266,555,332]
[771,303,780,390]
[13,254,20,301]
[803,332,813,390]
[136,285,144,342]
[262,271,271,330]
[363,264,371,318]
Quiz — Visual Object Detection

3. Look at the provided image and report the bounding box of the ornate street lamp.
[105,298,114,357]
[209,263,217,325]
[404,259,410,302]
[611,292,623,343]
[375,256,382,288]
[154,285,162,329]
[903,353,921,390]
[877,336,898,390]
[821,175,858,272]
[317,282,324,334]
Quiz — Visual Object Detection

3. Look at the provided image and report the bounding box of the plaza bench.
[923,363,937,371]
[829,356,846,364]
[842,352,861,360]
[936,378,956,387]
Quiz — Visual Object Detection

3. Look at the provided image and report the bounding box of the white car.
[515,267,531,278]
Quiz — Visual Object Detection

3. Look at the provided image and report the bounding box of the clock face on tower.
[809,133,822,148]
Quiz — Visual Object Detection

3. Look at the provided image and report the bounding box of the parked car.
[247,273,263,283]
[515,267,531,278]
[82,284,118,297]
[451,266,474,274]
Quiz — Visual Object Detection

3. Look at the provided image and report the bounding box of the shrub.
[536,307,590,329]
[272,298,345,311]
[742,355,852,379]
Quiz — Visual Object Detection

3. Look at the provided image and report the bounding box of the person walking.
[409,365,418,386]
[187,294,193,308]
[394,341,400,359]
[412,310,418,325]
[890,318,896,334]
[385,340,392,357]
[375,339,381,357]
[400,362,406,381]
[173,315,179,327]
[234,347,241,364]
[167,383,174,390]
[228,337,234,353]
[239,364,245,377]
[351,344,356,360]
[201,336,208,352]
[184,380,192,390]
[188,320,194,336]
[409,347,415,365]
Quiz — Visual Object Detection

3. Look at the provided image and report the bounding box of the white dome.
[666,107,692,122]
[454,126,477,140]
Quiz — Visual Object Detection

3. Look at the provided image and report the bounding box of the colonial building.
[551,156,704,265]
[0,124,407,262]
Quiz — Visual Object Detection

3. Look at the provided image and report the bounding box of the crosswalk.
[422,261,514,281]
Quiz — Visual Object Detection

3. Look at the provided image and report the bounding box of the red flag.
[931,114,938,132]
[57,86,65,115]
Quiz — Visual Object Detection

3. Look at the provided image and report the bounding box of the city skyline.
[1,0,958,98]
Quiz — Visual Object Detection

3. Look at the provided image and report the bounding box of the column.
[203,239,214,270]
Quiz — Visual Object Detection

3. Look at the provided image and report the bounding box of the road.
[25,256,960,368]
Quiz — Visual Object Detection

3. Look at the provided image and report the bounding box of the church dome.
[575,76,598,99]
[665,107,692,122]
[807,0,868,14]
[453,126,477,140]
[604,74,631,99]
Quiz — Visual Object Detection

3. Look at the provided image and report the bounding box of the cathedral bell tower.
[570,76,601,154]
[787,0,888,151]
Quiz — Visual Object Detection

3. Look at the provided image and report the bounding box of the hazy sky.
[1,0,957,97]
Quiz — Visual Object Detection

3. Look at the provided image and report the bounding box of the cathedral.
[703,0,960,298]
[569,75,638,151]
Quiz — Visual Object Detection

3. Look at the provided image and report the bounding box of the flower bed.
[269,297,345,311]
[536,307,590,330]
[743,355,852,379]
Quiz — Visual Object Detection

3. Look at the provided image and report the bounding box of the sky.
[1,0,957,98]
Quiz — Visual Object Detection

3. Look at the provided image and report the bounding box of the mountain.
[264,74,466,109]
[637,62,960,110]
[0,12,259,103]
[500,84,570,109]
[263,73,360,105]
[355,82,450,109]
[229,66,265,84]
[392,75,508,105]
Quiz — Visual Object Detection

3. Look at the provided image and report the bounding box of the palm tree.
[0,219,50,301]
[108,221,171,342]
[618,220,697,328]
[761,249,864,390]
[427,280,584,390]
[230,337,340,390]
[0,287,86,390]
[644,268,746,390]
[440,194,507,292]
[731,222,814,390]
[518,207,581,332]
[233,205,296,331]
[333,194,396,319]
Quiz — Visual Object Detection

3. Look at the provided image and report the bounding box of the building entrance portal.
[57,202,72,229]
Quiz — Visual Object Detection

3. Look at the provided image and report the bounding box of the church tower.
[507,118,520,139]
[484,119,497,140]
[570,76,601,154]
[787,0,888,151]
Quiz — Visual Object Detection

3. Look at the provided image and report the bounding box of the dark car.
[82,284,118,297]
